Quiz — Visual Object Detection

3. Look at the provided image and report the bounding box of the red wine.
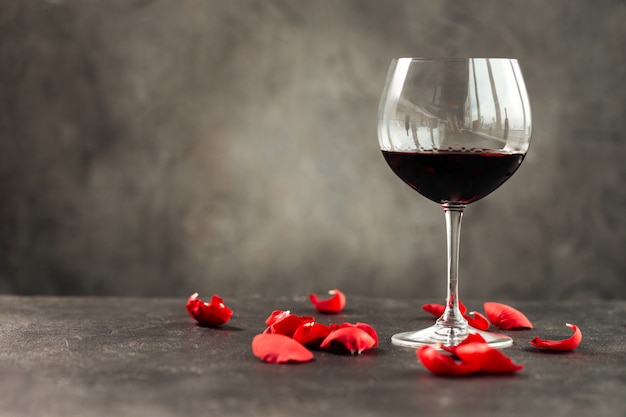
[382,150,525,204]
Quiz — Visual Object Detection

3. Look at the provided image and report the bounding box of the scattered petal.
[320,326,377,354]
[422,303,445,317]
[422,333,522,376]
[293,321,332,348]
[464,311,490,331]
[265,310,292,326]
[333,322,379,347]
[530,323,582,351]
[252,334,314,364]
[355,322,379,347]
[264,312,311,337]
[416,345,481,376]
[454,342,524,373]
[186,293,233,326]
[484,302,533,330]
[455,332,488,347]
[422,301,467,318]
[309,289,346,314]
[459,300,468,315]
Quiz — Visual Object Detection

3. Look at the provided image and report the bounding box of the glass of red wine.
[378,58,532,348]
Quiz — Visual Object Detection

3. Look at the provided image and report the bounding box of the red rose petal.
[464,311,490,331]
[334,322,379,347]
[293,322,332,348]
[309,289,346,314]
[454,342,524,373]
[416,345,481,376]
[530,323,582,351]
[459,300,468,315]
[355,322,379,347]
[422,303,445,317]
[484,302,533,330]
[252,334,314,364]
[423,334,522,376]
[422,301,468,318]
[186,293,233,326]
[455,332,488,347]
[320,326,377,354]
[264,312,309,337]
[265,310,291,326]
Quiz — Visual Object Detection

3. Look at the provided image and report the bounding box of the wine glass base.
[391,325,513,349]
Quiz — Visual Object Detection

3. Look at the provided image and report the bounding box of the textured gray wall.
[1,0,625,300]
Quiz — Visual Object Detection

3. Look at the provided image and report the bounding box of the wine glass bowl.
[378,58,532,348]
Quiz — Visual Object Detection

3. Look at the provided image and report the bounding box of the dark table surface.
[1,295,625,417]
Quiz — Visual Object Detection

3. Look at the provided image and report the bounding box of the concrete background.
[1,0,624,300]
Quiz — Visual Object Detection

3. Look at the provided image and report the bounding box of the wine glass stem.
[435,203,469,344]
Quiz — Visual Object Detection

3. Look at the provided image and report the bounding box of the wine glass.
[377,58,532,348]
